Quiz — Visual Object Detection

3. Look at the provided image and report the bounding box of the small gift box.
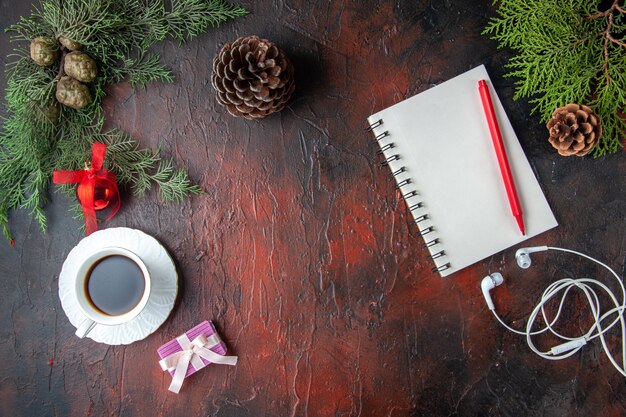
[157,320,238,393]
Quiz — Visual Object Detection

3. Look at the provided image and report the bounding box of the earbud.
[515,246,549,269]
[481,272,504,310]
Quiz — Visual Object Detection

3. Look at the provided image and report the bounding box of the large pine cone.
[30,37,58,67]
[56,76,92,109]
[547,104,601,157]
[212,36,295,119]
[64,51,97,83]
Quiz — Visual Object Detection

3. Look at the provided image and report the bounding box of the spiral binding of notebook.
[366,118,451,274]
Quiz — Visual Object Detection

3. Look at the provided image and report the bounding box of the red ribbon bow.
[53,142,120,235]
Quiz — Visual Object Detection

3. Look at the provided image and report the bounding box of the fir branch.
[99,130,162,195]
[5,56,57,111]
[0,118,55,235]
[0,203,11,243]
[152,158,204,203]
[101,132,203,201]
[166,0,248,42]
[111,54,174,89]
[485,0,626,156]
[65,130,204,204]
[68,200,86,233]
[0,0,246,242]
[40,0,121,47]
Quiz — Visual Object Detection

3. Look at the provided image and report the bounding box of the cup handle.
[75,318,97,338]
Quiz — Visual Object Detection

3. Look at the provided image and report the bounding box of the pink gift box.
[157,320,227,378]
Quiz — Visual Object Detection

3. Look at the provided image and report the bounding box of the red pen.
[478,79,525,235]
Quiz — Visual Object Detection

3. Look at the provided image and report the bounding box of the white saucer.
[59,227,178,345]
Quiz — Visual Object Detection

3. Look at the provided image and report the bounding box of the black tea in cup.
[85,255,146,316]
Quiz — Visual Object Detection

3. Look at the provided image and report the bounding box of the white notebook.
[367,65,558,277]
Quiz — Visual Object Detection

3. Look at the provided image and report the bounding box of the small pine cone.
[30,37,59,67]
[212,35,295,119]
[58,36,82,51]
[64,51,97,83]
[42,101,60,124]
[56,76,92,109]
[547,104,602,157]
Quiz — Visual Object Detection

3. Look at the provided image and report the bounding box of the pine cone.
[58,36,82,51]
[56,76,92,109]
[212,36,295,119]
[64,51,98,83]
[547,104,602,157]
[30,37,59,67]
[42,101,60,124]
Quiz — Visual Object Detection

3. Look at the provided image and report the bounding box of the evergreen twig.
[484,0,626,156]
[0,0,247,242]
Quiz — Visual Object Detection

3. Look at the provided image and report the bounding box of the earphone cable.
[490,246,626,377]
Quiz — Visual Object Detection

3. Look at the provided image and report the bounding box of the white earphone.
[481,271,503,310]
[482,246,626,377]
[514,245,548,269]
[480,245,549,310]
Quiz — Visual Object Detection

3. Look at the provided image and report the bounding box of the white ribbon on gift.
[159,333,238,394]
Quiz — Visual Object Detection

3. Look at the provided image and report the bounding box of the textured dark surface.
[1,1,625,416]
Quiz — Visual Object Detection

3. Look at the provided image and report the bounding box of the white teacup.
[74,247,151,338]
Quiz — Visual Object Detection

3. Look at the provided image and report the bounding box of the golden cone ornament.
[56,76,92,109]
[30,37,58,67]
[58,36,82,51]
[64,51,98,83]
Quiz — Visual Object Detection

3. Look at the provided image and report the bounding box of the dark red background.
[1,1,625,416]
